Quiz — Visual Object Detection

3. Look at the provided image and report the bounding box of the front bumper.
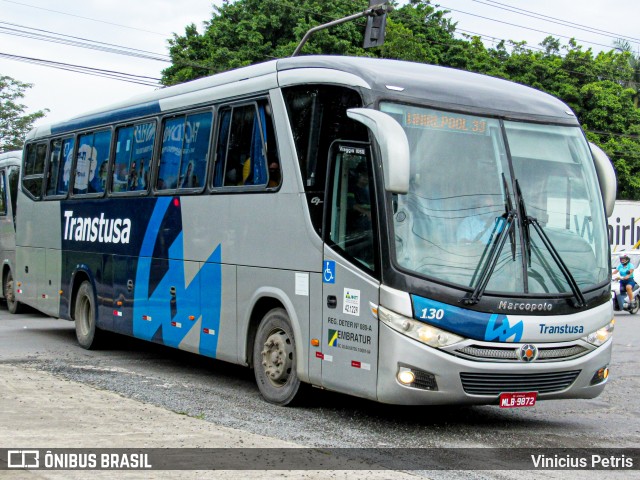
[377,322,611,405]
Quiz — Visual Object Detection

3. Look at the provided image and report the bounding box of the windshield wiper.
[527,217,586,308]
[464,175,517,306]
[515,180,586,308]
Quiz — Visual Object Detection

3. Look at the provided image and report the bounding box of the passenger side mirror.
[589,142,616,217]
[346,108,410,194]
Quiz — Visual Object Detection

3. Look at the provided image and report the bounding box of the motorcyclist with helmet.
[613,254,636,308]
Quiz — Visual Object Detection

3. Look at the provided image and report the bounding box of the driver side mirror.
[347,108,410,194]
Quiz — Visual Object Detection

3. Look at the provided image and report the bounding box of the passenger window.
[327,143,377,272]
[23,142,47,199]
[157,112,212,191]
[113,122,155,193]
[46,140,62,197]
[0,172,6,215]
[213,100,278,188]
[46,137,74,197]
[73,130,111,195]
[8,166,18,226]
[58,138,74,195]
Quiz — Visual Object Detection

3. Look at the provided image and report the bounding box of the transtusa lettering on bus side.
[63,211,131,244]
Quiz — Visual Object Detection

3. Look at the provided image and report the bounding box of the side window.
[45,137,74,197]
[327,143,377,272]
[23,142,47,199]
[0,171,6,216]
[282,85,365,233]
[113,122,155,193]
[8,166,18,227]
[73,130,111,195]
[213,99,278,188]
[157,112,211,192]
[58,138,75,195]
[46,139,62,197]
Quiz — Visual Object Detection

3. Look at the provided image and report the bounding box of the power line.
[0,52,162,87]
[0,0,168,37]
[0,21,171,62]
[439,3,628,53]
[479,0,640,46]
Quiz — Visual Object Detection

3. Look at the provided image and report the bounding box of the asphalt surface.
[0,303,638,479]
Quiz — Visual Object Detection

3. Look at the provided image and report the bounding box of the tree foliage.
[163,0,640,199]
[0,76,47,153]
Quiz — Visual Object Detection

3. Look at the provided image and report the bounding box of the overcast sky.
[2,0,639,128]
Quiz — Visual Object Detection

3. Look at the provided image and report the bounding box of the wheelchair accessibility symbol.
[323,260,336,284]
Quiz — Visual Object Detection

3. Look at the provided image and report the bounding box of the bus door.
[321,142,380,400]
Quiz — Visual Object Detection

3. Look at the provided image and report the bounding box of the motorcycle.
[611,274,640,314]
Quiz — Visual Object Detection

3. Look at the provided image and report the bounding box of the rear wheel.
[253,308,303,406]
[4,269,23,314]
[74,281,101,349]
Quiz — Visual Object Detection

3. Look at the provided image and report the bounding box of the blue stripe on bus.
[133,197,223,357]
[51,101,162,135]
[411,295,523,343]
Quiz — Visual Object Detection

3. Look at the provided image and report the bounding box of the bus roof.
[27,55,578,140]
[0,150,22,165]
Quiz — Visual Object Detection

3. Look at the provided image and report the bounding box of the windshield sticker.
[343,288,360,316]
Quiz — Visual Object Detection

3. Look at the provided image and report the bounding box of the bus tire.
[74,281,101,349]
[253,308,304,406]
[4,269,23,314]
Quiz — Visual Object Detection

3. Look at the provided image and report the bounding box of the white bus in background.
[0,150,22,313]
[16,55,617,407]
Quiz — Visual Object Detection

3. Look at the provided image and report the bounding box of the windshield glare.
[382,102,609,295]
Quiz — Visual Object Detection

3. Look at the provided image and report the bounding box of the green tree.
[613,38,640,109]
[0,75,47,152]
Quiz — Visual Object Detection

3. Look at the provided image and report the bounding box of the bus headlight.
[379,306,463,348]
[582,319,615,346]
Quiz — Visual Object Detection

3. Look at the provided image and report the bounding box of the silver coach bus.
[17,56,616,407]
[0,151,21,313]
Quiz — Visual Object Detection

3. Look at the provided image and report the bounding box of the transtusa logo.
[63,210,132,244]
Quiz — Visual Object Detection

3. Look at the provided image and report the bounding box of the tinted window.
[74,130,111,195]
[157,113,211,191]
[46,137,74,197]
[213,100,277,188]
[113,122,155,193]
[0,172,6,215]
[23,142,47,199]
[283,86,365,232]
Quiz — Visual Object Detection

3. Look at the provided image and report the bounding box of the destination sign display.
[404,111,488,135]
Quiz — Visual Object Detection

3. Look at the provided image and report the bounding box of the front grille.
[455,344,589,362]
[460,370,581,395]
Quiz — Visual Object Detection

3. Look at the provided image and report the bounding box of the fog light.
[397,370,416,385]
[591,365,609,385]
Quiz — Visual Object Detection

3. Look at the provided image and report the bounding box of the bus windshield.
[381,102,609,295]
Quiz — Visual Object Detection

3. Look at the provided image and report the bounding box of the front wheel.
[4,269,23,314]
[74,281,101,349]
[253,308,304,406]
[629,298,639,314]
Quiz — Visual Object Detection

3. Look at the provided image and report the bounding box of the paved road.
[0,305,638,479]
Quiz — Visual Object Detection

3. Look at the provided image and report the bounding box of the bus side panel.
[204,262,236,363]
[41,248,61,317]
[16,246,44,308]
[237,266,310,382]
